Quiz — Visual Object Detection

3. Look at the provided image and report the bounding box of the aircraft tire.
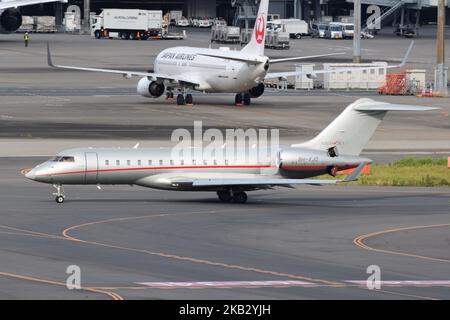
[243,93,251,105]
[185,94,193,105]
[233,192,247,204]
[176,94,185,105]
[235,93,243,105]
[55,195,65,204]
[217,191,232,202]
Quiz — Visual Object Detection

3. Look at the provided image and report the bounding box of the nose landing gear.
[235,93,251,106]
[53,184,65,203]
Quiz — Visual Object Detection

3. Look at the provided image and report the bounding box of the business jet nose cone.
[25,169,36,180]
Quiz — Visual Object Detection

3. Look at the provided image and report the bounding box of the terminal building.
[20,0,450,29]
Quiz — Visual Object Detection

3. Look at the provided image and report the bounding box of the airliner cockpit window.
[50,156,62,162]
[60,156,75,162]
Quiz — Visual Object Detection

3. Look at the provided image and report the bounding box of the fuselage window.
[170,160,174,165]
[105,160,109,166]
[159,160,163,166]
[213,160,217,165]
[127,160,131,166]
[138,160,141,166]
[225,159,229,165]
[148,160,152,166]
[203,160,207,165]
[192,159,196,165]
[116,160,120,166]
[180,160,184,165]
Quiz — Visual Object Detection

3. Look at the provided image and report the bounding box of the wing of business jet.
[0,0,66,10]
[46,43,201,87]
[265,41,414,80]
[135,162,367,190]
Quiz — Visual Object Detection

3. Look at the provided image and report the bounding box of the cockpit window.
[60,156,75,162]
[50,156,75,162]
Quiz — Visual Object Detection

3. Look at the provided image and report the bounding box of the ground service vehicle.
[92,9,163,40]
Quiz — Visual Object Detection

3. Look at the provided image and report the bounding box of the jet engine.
[137,77,165,98]
[248,83,265,98]
[0,9,22,33]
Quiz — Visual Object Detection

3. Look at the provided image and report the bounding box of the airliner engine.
[137,77,165,98]
[0,9,22,33]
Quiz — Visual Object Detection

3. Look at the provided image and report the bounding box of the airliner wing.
[266,41,413,80]
[269,52,345,64]
[0,0,66,10]
[47,43,200,86]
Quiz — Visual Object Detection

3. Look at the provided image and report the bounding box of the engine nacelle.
[137,77,165,98]
[248,83,265,98]
[0,9,22,33]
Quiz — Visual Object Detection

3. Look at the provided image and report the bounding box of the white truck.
[91,9,162,40]
[268,19,309,39]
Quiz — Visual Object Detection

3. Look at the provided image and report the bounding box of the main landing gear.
[175,89,194,106]
[217,190,248,204]
[53,184,65,203]
[235,92,251,106]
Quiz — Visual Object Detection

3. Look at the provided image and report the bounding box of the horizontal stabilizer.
[354,103,438,112]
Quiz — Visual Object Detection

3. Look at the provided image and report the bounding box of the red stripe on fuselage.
[36,164,360,177]
[36,164,275,177]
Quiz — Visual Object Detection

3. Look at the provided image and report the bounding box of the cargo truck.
[91,9,162,40]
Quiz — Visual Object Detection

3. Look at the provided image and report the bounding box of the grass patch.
[324,157,449,187]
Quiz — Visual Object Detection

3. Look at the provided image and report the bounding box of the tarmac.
[0,30,449,299]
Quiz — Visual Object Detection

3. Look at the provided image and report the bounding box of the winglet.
[343,162,367,182]
[399,40,414,68]
[47,42,54,67]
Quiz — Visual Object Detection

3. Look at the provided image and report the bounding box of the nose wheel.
[235,93,251,106]
[53,184,65,204]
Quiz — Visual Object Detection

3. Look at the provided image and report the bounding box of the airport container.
[295,63,315,90]
[323,62,388,90]
[35,16,56,33]
[92,9,163,40]
[18,16,34,32]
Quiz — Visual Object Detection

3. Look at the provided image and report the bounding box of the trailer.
[92,9,163,40]
[211,26,240,44]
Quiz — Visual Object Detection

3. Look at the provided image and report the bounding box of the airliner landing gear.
[176,93,185,105]
[235,93,251,106]
[166,91,174,100]
[243,93,251,106]
[217,190,232,202]
[235,93,243,106]
[185,94,193,106]
[176,89,194,106]
[53,184,65,203]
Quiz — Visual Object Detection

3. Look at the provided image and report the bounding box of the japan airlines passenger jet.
[26,99,436,203]
[46,0,412,106]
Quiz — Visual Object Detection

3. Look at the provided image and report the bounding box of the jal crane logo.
[255,15,265,44]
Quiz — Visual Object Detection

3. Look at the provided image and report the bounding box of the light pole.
[434,0,448,95]
[353,0,361,63]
